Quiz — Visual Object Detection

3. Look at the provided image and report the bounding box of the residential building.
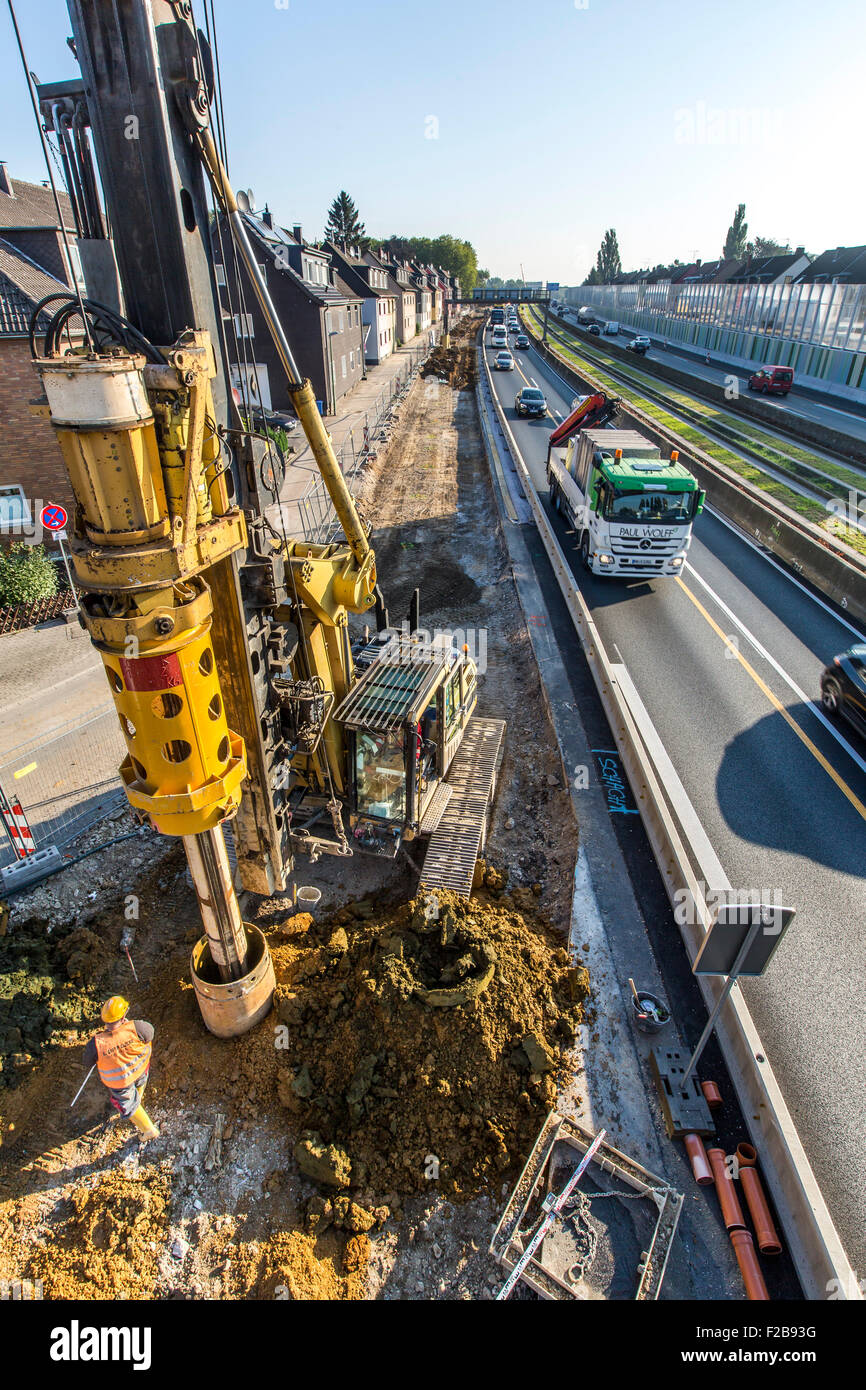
[381,256,418,345]
[326,242,397,365]
[0,163,83,291]
[796,245,866,285]
[409,263,432,334]
[215,211,365,416]
[0,237,79,536]
[728,249,810,285]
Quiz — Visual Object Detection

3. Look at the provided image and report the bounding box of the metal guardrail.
[477,341,860,1300]
[0,702,127,873]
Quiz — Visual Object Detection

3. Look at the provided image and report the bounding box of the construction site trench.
[0,315,589,1301]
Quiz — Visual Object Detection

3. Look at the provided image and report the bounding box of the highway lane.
[553,305,866,446]
[484,330,866,1272]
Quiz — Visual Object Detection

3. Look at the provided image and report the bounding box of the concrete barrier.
[523,314,866,627]
[541,306,866,466]
[479,342,861,1301]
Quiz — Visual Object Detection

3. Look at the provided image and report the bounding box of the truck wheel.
[580,534,591,571]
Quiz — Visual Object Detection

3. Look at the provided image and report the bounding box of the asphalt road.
[485,330,866,1275]
[553,305,866,445]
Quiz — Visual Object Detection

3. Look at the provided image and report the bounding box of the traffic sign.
[40,503,68,532]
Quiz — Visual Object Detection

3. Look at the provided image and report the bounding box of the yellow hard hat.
[101,995,130,1024]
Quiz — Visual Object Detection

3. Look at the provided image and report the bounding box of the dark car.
[748,365,794,396]
[514,333,530,349]
[627,336,651,354]
[587,324,601,336]
[514,386,547,417]
[821,645,866,738]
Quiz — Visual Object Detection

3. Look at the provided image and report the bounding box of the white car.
[494,351,515,370]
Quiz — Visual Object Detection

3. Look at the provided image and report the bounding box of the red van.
[748,365,794,397]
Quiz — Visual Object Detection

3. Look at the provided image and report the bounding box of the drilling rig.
[30,0,503,1036]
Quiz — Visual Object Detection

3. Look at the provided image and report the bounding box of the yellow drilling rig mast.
[31,0,498,1037]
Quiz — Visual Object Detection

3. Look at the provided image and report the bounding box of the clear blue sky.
[2,0,864,283]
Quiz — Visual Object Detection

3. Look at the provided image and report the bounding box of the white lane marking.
[684,559,866,778]
[704,504,866,643]
[530,376,539,388]
[554,409,563,419]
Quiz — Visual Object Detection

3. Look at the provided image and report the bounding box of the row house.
[409,264,433,333]
[326,242,397,365]
[216,210,364,416]
[381,256,419,345]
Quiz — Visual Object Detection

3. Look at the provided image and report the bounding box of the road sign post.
[681,900,795,1087]
[39,504,79,610]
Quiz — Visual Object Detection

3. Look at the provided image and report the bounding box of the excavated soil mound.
[273,883,589,1199]
[27,1168,171,1300]
[419,316,481,390]
[226,1229,369,1300]
[0,923,112,1088]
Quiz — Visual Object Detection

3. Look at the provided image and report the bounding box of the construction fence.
[0,703,128,876]
[296,337,437,546]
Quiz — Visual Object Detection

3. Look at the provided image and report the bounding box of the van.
[603,321,620,335]
[491,327,508,349]
[748,365,794,397]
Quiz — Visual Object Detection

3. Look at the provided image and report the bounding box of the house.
[326,242,397,365]
[0,163,83,291]
[0,237,79,536]
[728,249,810,285]
[409,263,433,334]
[426,265,444,322]
[215,211,365,416]
[381,256,419,345]
[795,245,866,285]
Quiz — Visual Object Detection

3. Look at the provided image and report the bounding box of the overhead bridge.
[420,717,506,898]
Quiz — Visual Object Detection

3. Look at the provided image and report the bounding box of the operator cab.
[335,633,477,856]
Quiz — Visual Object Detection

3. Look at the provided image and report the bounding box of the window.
[341,354,346,379]
[350,350,355,370]
[233,313,254,339]
[215,263,226,286]
[355,729,405,822]
[0,484,30,531]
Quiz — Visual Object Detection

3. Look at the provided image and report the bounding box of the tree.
[589,229,621,284]
[379,232,481,295]
[745,236,791,258]
[325,191,367,250]
[0,543,59,606]
[723,203,749,260]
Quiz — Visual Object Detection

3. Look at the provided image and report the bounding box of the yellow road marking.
[676,576,866,823]
[13,762,37,779]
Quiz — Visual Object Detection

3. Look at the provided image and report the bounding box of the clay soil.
[0,314,584,1300]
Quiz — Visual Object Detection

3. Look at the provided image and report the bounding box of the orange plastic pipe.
[683,1133,713,1186]
[730,1229,770,1300]
[736,1141,757,1167]
[701,1080,723,1110]
[707,1147,746,1230]
[740,1166,783,1256]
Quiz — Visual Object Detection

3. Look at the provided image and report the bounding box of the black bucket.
[631,989,670,1035]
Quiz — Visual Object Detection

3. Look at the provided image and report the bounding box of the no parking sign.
[39,503,68,536]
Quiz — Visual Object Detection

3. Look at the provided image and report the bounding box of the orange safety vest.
[95,1020,152,1091]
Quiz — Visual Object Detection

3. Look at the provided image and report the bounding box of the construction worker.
[83,996,159,1140]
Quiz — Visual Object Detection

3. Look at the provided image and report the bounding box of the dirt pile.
[272,882,589,1199]
[26,1168,171,1299]
[0,922,113,1087]
[419,315,481,390]
[226,1229,369,1300]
